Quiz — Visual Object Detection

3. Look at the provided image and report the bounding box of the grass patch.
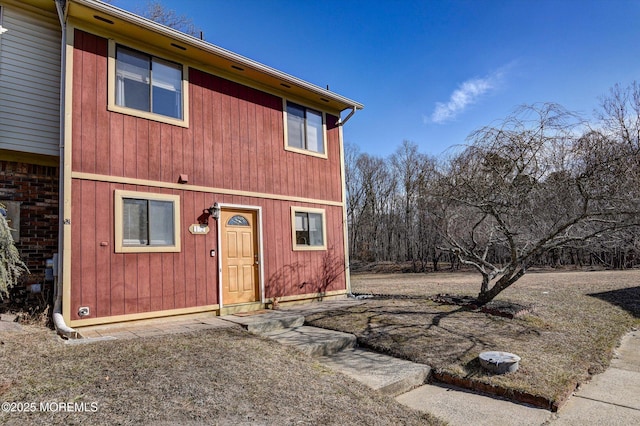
[0,326,443,425]
[306,269,640,409]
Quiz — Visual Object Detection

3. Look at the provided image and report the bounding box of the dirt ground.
[306,269,640,408]
[1,268,637,422]
[0,325,442,425]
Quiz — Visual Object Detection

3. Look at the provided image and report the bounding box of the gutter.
[53,0,79,339]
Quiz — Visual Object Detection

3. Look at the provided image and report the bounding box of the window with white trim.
[291,207,326,251]
[115,190,181,253]
[285,101,326,156]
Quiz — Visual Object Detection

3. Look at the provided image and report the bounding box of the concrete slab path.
[0,313,22,333]
[397,383,551,425]
[550,330,640,425]
[246,302,640,426]
[260,325,357,356]
[398,329,640,425]
[224,299,432,397]
[40,299,640,425]
[76,313,237,341]
[319,347,431,396]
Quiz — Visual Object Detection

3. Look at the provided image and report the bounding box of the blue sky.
[112,0,640,158]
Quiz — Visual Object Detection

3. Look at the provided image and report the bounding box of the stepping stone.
[319,348,430,396]
[0,314,22,333]
[260,326,356,357]
[222,313,305,334]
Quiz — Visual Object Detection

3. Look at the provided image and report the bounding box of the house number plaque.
[189,224,210,235]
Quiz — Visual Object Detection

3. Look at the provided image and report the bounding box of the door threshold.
[219,302,265,316]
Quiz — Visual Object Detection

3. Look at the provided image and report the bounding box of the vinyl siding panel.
[0,5,60,156]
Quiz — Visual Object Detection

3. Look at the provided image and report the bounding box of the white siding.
[0,4,61,157]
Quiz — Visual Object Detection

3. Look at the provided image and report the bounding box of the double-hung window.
[291,207,326,251]
[109,42,188,126]
[115,190,181,253]
[285,101,326,156]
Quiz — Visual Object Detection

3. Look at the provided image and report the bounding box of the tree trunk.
[477,267,526,305]
[480,273,490,294]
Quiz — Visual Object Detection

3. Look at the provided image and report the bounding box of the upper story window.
[284,101,327,158]
[116,45,182,119]
[108,41,189,127]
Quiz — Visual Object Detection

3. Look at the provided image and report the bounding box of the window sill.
[292,245,327,251]
[284,145,328,159]
[108,104,189,128]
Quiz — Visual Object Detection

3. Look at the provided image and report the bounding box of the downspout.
[336,106,359,297]
[53,0,78,339]
[336,106,357,127]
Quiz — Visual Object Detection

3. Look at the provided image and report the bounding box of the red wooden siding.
[72,30,344,203]
[69,30,347,321]
[70,180,221,320]
[214,195,347,299]
[70,183,346,320]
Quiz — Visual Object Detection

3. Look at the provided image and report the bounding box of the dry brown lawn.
[306,269,640,408]
[0,326,442,425]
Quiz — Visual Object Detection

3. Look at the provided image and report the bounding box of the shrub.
[0,204,28,299]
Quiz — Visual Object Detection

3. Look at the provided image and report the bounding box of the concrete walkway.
[550,330,640,425]
[394,330,640,425]
[226,302,640,426]
[222,299,432,396]
[75,312,236,341]
[0,313,23,333]
[70,302,640,425]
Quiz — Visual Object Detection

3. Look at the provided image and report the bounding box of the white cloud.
[429,68,506,124]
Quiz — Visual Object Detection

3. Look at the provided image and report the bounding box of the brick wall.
[0,160,59,283]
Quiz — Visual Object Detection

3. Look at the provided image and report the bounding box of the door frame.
[216,203,264,308]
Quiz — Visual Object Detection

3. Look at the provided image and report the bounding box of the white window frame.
[114,190,181,253]
[108,40,189,127]
[291,206,327,251]
[283,99,328,159]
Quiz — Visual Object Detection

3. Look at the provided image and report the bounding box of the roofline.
[70,0,363,112]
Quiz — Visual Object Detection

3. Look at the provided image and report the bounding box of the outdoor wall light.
[208,202,220,220]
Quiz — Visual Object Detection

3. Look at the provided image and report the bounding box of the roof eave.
[68,0,363,112]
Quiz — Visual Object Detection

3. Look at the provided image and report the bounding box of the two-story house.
[0,0,362,333]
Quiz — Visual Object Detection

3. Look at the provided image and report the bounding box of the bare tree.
[415,155,443,270]
[344,142,364,254]
[599,81,640,153]
[130,0,202,38]
[352,153,396,261]
[390,141,424,266]
[435,103,640,304]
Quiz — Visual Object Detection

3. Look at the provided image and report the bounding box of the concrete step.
[220,306,429,398]
[396,383,552,426]
[260,326,357,357]
[318,348,431,396]
[222,312,305,334]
